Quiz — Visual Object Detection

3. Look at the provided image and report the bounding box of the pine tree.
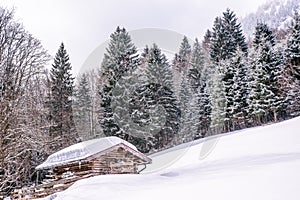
[197,83,211,138]
[176,78,192,143]
[203,29,212,53]
[210,9,248,64]
[109,66,158,153]
[229,50,249,129]
[132,44,180,151]
[210,16,224,63]
[188,38,211,137]
[74,73,93,140]
[177,79,200,143]
[248,23,282,124]
[286,11,300,68]
[173,36,192,74]
[172,36,192,96]
[49,43,78,152]
[209,68,227,134]
[209,9,248,132]
[145,44,174,88]
[285,11,300,117]
[188,38,206,92]
[99,27,139,139]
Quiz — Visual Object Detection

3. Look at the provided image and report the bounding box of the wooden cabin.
[22,136,152,199]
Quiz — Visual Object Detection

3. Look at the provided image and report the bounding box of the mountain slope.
[241,0,300,37]
[50,117,300,200]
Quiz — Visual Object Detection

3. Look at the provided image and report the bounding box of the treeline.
[0,7,300,194]
[96,9,300,152]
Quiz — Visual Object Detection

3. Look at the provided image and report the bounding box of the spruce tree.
[203,29,212,53]
[176,78,192,143]
[188,38,211,137]
[177,79,200,143]
[145,44,174,88]
[286,11,300,68]
[100,27,139,139]
[188,38,206,92]
[229,50,249,129]
[172,36,192,96]
[73,73,93,140]
[285,11,300,117]
[173,36,191,74]
[248,23,282,124]
[197,82,211,137]
[133,44,180,150]
[209,68,227,134]
[209,9,248,132]
[210,9,247,64]
[49,42,78,152]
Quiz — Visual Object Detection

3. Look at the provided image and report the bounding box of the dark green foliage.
[286,11,300,68]
[187,38,211,137]
[285,11,300,117]
[73,73,93,140]
[137,44,180,150]
[248,23,283,124]
[100,27,139,138]
[209,9,248,132]
[49,43,78,152]
[210,9,248,63]
[130,82,180,151]
[173,36,192,74]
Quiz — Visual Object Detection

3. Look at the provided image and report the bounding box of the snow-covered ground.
[50,117,300,200]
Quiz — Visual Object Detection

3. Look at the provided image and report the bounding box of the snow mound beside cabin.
[50,117,300,200]
[36,136,137,170]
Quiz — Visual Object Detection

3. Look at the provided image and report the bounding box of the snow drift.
[49,117,300,200]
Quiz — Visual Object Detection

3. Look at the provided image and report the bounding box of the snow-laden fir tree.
[49,43,78,152]
[285,11,300,117]
[203,29,212,53]
[247,23,283,125]
[176,78,191,143]
[209,9,248,132]
[209,67,227,134]
[145,44,174,88]
[132,44,180,151]
[286,11,300,68]
[188,38,205,92]
[188,38,211,137]
[99,27,139,139]
[176,78,201,143]
[173,36,192,75]
[228,49,249,129]
[210,9,248,63]
[109,66,158,153]
[73,73,93,140]
[172,36,192,96]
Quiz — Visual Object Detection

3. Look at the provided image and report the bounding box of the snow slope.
[241,0,300,37]
[51,117,300,200]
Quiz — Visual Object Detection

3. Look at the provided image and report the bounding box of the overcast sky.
[0,0,267,74]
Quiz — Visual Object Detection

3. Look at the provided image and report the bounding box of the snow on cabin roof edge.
[36,136,146,170]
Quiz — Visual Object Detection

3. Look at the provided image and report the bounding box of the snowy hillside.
[241,0,300,37]
[49,117,300,200]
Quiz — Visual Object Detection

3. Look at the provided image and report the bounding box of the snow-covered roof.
[36,136,146,170]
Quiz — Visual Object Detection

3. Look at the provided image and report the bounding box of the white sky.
[0,0,267,74]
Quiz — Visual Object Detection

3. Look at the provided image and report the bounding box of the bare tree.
[0,8,50,193]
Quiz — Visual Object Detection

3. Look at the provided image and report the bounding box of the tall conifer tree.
[100,27,139,139]
[285,11,300,117]
[49,43,78,152]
